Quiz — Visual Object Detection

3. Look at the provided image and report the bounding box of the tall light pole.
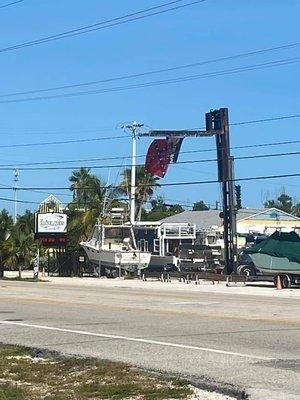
[13,168,19,224]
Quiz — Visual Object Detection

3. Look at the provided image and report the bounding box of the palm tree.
[3,231,35,279]
[16,210,35,234]
[0,210,13,277]
[0,209,13,242]
[68,169,117,248]
[119,166,159,221]
[69,167,92,207]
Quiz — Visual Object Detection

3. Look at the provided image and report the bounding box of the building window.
[138,239,148,252]
[153,239,159,254]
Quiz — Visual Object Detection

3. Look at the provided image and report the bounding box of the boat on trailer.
[80,222,151,274]
[244,231,300,288]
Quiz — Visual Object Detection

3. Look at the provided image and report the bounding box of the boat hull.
[81,243,151,272]
[249,253,300,275]
[147,255,178,271]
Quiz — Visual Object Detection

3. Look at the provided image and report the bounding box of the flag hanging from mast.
[166,136,183,163]
[145,136,183,178]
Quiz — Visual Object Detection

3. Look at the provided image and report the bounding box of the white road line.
[168,301,218,305]
[0,320,272,361]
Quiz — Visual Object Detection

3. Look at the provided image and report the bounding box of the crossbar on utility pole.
[139,130,218,138]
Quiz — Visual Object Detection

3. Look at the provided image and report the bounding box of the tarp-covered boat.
[244,231,300,275]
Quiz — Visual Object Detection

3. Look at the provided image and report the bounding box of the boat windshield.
[90,225,101,241]
[86,225,102,248]
[104,227,134,248]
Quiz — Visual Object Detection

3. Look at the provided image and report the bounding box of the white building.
[160,208,300,235]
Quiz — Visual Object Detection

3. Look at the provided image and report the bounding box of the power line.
[1,113,297,137]
[0,196,39,204]
[1,112,297,141]
[0,0,25,9]
[1,149,300,171]
[0,154,134,167]
[0,195,192,208]
[0,126,120,136]
[3,173,300,206]
[0,182,73,198]
[190,113,300,132]
[0,134,126,149]
[0,113,299,154]
[1,56,299,104]
[230,114,300,126]
[2,172,300,191]
[1,41,299,98]
[159,173,300,188]
[180,138,300,156]
[0,0,205,53]
[0,179,186,205]
[0,151,300,171]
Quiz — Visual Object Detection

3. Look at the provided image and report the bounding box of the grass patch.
[0,344,193,399]
[0,384,27,400]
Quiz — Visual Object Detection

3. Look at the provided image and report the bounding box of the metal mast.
[13,168,19,224]
[206,108,237,274]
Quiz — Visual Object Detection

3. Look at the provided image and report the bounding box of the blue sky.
[0,0,299,214]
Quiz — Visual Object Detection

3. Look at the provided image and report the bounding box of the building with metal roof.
[159,208,300,235]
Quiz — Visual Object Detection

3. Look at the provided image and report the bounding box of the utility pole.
[123,121,144,225]
[13,168,19,224]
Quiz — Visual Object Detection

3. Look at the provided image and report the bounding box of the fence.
[141,271,248,286]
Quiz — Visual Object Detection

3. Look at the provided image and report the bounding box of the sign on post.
[35,212,67,247]
[37,213,67,233]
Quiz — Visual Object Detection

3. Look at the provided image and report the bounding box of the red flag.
[145,137,184,178]
[145,139,169,178]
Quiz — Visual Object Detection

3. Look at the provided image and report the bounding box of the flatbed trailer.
[236,272,300,288]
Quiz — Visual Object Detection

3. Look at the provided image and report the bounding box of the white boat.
[134,222,196,270]
[80,223,151,273]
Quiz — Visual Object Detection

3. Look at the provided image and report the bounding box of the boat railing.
[160,223,196,239]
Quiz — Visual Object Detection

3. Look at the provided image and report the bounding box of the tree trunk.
[18,265,22,279]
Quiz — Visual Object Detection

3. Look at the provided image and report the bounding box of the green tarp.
[245,231,300,264]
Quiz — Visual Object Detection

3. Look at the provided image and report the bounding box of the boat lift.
[126,108,237,275]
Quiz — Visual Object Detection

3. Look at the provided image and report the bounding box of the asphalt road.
[0,278,299,399]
